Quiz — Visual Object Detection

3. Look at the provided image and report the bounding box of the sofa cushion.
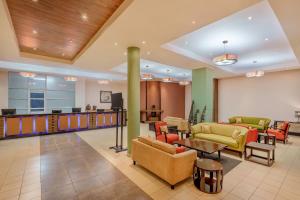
[202,125,211,134]
[236,117,242,123]
[195,134,238,148]
[152,140,176,154]
[258,120,265,127]
[191,123,202,134]
[236,123,263,130]
[232,129,241,140]
[138,136,154,146]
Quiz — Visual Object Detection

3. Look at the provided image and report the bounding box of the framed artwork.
[100,91,112,103]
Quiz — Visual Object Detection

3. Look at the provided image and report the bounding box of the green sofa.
[191,123,248,155]
[228,116,271,132]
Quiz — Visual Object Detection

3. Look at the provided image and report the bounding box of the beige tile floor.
[0,124,299,200]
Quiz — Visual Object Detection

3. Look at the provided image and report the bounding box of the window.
[30,91,45,112]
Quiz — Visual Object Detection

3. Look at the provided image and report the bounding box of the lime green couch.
[228,116,271,132]
[191,123,248,155]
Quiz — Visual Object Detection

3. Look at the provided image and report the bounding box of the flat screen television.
[1,109,16,115]
[111,93,123,109]
[52,109,62,114]
[72,108,81,113]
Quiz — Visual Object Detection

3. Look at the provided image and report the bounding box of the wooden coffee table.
[245,142,275,166]
[174,139,227,160]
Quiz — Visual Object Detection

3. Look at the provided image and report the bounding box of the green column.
[127,47,140,154]
[192,68,214,122]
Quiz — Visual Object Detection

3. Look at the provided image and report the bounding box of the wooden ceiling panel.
[6,0,125,60]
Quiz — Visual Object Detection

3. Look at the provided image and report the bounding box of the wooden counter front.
[0,110,127,139]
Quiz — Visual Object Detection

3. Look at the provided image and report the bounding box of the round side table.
[193,158,223,194]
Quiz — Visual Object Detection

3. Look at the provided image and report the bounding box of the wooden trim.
[213,78,219,122]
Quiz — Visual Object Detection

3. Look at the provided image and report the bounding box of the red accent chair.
[267,122,290,144]
[154,121,180,144]
[246,128,258,144]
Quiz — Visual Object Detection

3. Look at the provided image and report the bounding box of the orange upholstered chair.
[267,122,290,144]
[154,121,179,144]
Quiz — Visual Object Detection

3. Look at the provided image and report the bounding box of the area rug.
[199,153,242,175]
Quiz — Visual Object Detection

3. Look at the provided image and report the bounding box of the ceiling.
[6,0,125,60]
[0,0,300,80]
[163,1,299,73]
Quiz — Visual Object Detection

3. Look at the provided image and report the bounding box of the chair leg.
[133,161,136,165]
[171,185,175,190]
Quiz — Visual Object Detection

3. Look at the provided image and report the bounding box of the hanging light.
[98,80,109,84]
[179,81,190,86]
[213,40,238,66]
[246,70,264,78]
[19,72,36,78]
[64,76,77,81]
[141,73,153,80]
[162,77,173,82]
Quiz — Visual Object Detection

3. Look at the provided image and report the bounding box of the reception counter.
[0,110,126,139]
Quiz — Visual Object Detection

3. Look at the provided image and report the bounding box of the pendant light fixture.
[213,40,238,66]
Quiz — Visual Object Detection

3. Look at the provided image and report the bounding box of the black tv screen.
[52,110,62,114]
[111,93,123,109]
[1,109,16,115]
[72,108,81,113]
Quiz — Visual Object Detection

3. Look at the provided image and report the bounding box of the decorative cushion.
[202,125,211,134]
[231,129,241,140]
[258,120,265,127]
[160,125,168,133]
[278,122,288,130]
[138,136,153,146]
[191,124,202,134]
[176,146,186,154]
[236,118,242,123]
[156,134,179,144]
[152,140,176,154]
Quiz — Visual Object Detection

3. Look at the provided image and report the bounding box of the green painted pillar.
[192,68,214,122]
[127,47,140,154]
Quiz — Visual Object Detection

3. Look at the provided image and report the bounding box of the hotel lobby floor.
[0,124,300,200]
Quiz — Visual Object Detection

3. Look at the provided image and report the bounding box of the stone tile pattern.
[40,133,151,200]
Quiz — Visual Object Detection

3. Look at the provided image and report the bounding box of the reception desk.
[0,110,126,139]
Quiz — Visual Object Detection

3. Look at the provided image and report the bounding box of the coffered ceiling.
[6,0,125,61]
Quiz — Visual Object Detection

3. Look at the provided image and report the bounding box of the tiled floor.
[0,124,300,200]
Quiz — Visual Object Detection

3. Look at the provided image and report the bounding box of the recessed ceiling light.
[248,16,252,20]
[253,60,257,64]
[32,0,38,2]
[32,30,38,34]
[265,38,269,41]
[81,13,88,21]
[62,53,65,57]
[184,41,189,45]
[114,42,118,46]
[192,20,196,24]
[69,40,73,43]
[123,52,127,56]
[33,47,37,51]
[146,51,151,55]
[141,41,146,45]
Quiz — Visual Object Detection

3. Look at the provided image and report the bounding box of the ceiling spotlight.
[184,41,189,45]
[265,38,269,41]
[69,40,73,43]
[98,80,109,84]
[32,30,38,34]
[33,47,37,51]
[253,60,257,64]
[62,53,65,57]
[114,42,118,46]
[179,81,190,86]
[248,16,252,20]
[123,52,127,56]
[192,20,196,24]
[32,0,38,2]
[146,51,151,55]
[64,76,77,82]
[166,69,171,73]
[81,13,88,21]
[141,41,146,45]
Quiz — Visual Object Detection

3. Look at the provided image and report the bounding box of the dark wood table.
[245,142,275,166]
[174,139,227,160]
[193,159,223,193]
[258,133,276,146]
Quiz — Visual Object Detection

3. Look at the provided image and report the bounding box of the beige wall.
[0,71,8,109]
[219,69,300,122]
[185,84,192,120]
[84,80,127,109]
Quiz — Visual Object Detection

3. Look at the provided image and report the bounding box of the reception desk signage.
[0,110,126,139]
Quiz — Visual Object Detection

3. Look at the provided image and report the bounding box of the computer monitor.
[72,108,81,113]
[52,109,62,114]
[111,93,123,109]
[1,109,16,115]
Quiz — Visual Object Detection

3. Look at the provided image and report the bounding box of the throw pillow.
[258,120,265,127]
[202,125,211,134]
[232,129,241,140]
[236,118,242,123]
[160,125,168,133]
